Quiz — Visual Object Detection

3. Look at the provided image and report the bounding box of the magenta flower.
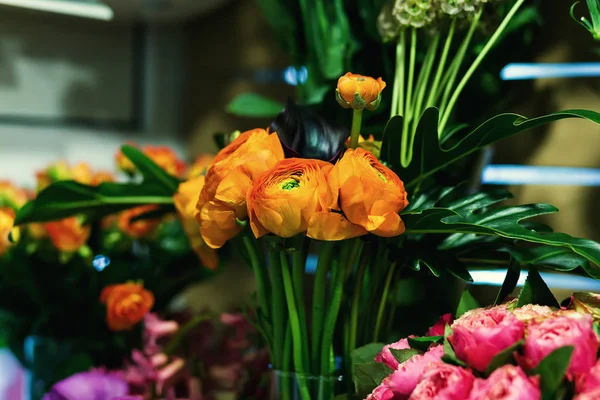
[467,365,540,400]
[384,345,444,399]
[375,337,411,370]
[427,314,454,337]
[408,363,475,400]
[42,371,128,400]
[577,359,600,393]
[575,388,600,400]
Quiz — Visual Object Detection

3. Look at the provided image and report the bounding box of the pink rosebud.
[467,365,540,400]
[366,383,395,400]
[408,363,475,400]
[427,314,454,337]
[524,312,598,375]
[375,338,411,370]
[449,306,525,372]
[577,359,600,393]
[575,388,600,400]
[385,346,444,399]
[511,304,554,323]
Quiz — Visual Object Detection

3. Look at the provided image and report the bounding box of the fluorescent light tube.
[481,165,600,186]
[0,0,113,21]
[501,63,600,80]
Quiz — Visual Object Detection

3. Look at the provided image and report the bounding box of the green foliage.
[494,258,521,305]
[530,346,574,400]
[351,342,386,364]
[442,325,466,367]
[407,336,443,351]
[455,290,480,318]
[484,340,524,376]
[226,93,285,118]
[352,361,393,398]
[516,268,560,308]
[389,348,421,364]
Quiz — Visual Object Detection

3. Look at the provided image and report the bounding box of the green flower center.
[281,179,300,191]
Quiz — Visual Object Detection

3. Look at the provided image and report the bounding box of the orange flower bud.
[117,205,160,239]
[0,208,15,256]
[196,128,284,248]
[100,282,154,331]
[247,159,335,238]
[45,217,91,252]
[0,181,28,210]
[187,154,215,178]
[142,145,186,177]
[173,176,219,269]
[336,72,386,110]
[328,148,408,237]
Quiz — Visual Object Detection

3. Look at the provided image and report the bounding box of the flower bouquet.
[10,1,600,400]
[352,270,600,400]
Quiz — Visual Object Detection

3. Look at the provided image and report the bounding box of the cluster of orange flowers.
[176,126,408,250]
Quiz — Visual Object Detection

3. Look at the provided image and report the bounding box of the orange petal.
[307,211,367,241]
[366,212,405,237]
[199,201,242,249]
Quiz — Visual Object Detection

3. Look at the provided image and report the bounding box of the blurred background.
[0,0,599,395]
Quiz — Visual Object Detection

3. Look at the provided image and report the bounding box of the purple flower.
[42,371,128,400]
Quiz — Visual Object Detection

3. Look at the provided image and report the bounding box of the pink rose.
[408,363,475,400]
[511,304,554,323]
[575,388,600,400]
[385,346,444,399]
[467,364,540,400]
[367,384,395,400]
[427,314,454,337]
[576,358,600,393]
[524,312,598,375]
[449,306,525,372]
[375,338,411,369]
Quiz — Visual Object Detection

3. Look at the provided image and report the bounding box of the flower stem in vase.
[268,244,286,369]
[290,237,310,370]
[282,324,293,400]
[349,108,364,149]
[401,28,417,167]
[243,235,271,324]
[391,32,406,119]
[311,241,335,374]
[373,262,398,342]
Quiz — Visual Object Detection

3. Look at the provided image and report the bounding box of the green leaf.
[402,108,600,188]
[351,343,386,364]
[505,245,596,278]
[516,268,559,308]
[390,348,421,364]
[442,325,466,367]
[530,346,574,400]
[225,93,285,118]
[495,258,521,305]
[14,181,174,224]
[408,336,443,351]
[403,204,600,277]
[353,361,393,398]
[456,290,480,318]
[121,145,180,193]
[130,205,176,222]
[381,115,404,172]
[485,340,524,376]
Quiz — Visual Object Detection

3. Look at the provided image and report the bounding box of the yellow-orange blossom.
[100,282,154,331]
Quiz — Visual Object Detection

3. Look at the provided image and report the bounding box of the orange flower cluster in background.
[0,181,29,256]
[100,282,154,331]
[115,143,186,178]
[117,205,161,240]
[36,161,114,191]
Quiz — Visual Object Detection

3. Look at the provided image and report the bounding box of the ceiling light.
[0,0,113,21]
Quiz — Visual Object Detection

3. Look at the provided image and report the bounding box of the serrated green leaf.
[402,108,600,188]
[351,343,386,364]
[495,258,521,305]
[516,268,559,308]
[390,348,421,364]
[408,336,443,351]
[485,339,524,376]
[530,346,574,400]
[353,361,393,398]
[456,290,480,317]
[225,93,285,118]
[121,145,180,193]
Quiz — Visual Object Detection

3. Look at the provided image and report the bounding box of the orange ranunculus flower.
[187,154,215,178]
[196,128,284,248]
[142,145,186,177]
[336,72,386,111]
[91,171,115,185]
[0,208,15,256]
[0,181,28,210]
[100,282,154,331]
[45,217,91,252]
[327,148,408,237]
[173,176,219,269]
[71,162,93,185]
[117,205,160,239]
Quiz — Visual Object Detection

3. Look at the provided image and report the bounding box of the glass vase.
[23,336,72,400]
[270,370,343,400]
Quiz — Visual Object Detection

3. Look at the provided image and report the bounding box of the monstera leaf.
[14,145,179,225]
[382,108,600,187]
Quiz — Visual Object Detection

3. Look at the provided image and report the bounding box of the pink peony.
[523,312,598,375]
[384,346,444,399]
[511,304,554,323]
[408,362,475,400]
[449,306,525,372]
[367,384,395,400]
[576,358,600,393]
[575,388,600,400]
[375,338,411,369]
[467,364,540,400]
[427,313,454,337]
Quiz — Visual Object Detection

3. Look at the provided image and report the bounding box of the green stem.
[349,109,364,149]
[282,323,293,400]
[373,262,397,342]
[291,237,310,373]
[427,19,456,109]
[401,28,417,167]
[398,30,407,117]
[311,241,334,374]
[242,235,270,326]
[268,245,286,369]
[391,36,405,118]
[439,0,526,133]
[347,243,369,380]
[280,251,311,400]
